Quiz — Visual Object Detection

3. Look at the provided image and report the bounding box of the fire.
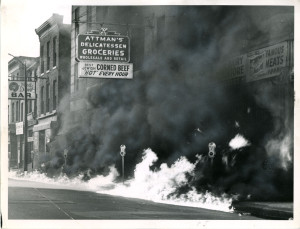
[229,134,250,150]
[9,148,234,212]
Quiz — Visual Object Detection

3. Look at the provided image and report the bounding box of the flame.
[9,149,233,212]
[229,134,250,150]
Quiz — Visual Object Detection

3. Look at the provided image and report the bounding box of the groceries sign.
[77,34,130,62]
[8,81,36,99]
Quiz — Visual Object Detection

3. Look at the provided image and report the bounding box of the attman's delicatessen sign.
[76,30,133,79]
[77,34,130,62]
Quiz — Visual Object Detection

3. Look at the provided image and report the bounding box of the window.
[21,103,23,121]
[16,101,19,121]
[41,86,44,114]
[46,41,50,71]
[87,6,92,30]
[27,70,32,81]
[39,130,45,153]
[12,104,14,122]
[40,45,44,73]
[46,83,50,113]
[74,63,79,91]
[74,8,80,36]
[28,100,32,113]
[157,16,165,47]
[53,80,57,110]
[53,37,57,67]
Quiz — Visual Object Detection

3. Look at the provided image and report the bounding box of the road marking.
[34,188,75,220]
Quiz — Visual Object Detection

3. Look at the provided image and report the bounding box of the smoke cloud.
[41,6,293,202]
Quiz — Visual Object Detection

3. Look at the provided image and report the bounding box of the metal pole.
[24,62,28,172]
[122,156,124,184]
[120,145,126,184]
[34,74,37,118]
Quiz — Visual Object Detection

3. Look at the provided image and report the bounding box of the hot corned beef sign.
[77,33,130,62]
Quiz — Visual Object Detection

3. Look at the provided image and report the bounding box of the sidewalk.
[232,201,293,219]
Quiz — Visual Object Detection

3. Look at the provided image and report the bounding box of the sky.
[1,0,297,59]
[2,0,71,59]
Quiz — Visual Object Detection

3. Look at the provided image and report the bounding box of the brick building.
[33,14,71,168]
[8,56,39,170]
[69,6,293,127]
[69,6,145,123]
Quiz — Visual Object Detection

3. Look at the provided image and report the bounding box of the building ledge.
[38,110,57,120]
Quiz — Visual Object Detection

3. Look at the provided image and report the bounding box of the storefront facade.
[33,14,71,169]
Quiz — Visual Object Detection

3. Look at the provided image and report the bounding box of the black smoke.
[42,6,293,201]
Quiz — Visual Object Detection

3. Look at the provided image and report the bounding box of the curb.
[233,202,293,220]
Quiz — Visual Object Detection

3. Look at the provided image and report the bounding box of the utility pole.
[24,61,28,172]
[9,54,28,172]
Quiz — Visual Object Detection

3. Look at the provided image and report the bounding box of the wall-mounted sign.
[77,34,130,62]
[246,41,288,82]
[8,81,36,100]
[16,122,23,135]
[222,54,247,80]
[78,62,133,79]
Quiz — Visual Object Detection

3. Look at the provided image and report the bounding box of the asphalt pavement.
[8,178,261,220]
[232,201,293,220]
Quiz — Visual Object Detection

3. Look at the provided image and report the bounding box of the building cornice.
[35,14,64,38]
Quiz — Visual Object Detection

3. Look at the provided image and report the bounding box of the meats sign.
[246,42,288,82]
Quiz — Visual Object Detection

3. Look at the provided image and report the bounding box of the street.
[8,178,261,220]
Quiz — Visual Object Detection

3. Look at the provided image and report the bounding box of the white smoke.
[229,134,250,150]
[265,133,293,170]
[9,148,233,212]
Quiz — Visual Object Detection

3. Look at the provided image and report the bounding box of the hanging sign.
[78,62,133,79]
[77,34,130,62]
[8,81,36,100]
[222,54,246,80]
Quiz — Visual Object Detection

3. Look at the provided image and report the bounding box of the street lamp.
[9,53,28,172]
